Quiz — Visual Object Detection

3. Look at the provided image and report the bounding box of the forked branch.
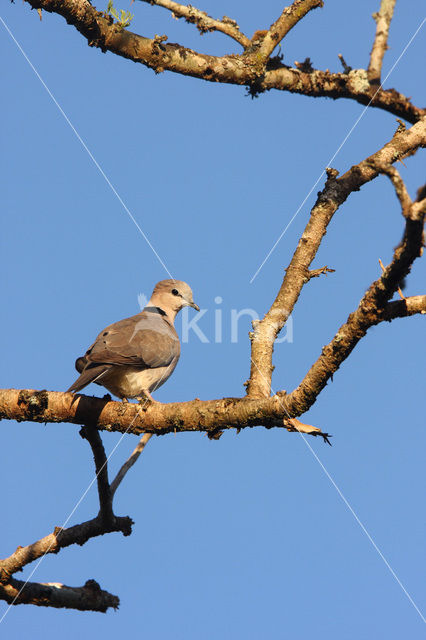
[246,116,426,398]
[256,0,323,60]
[139,0,251,48]
[0,425,135,611]
[20,0,425,123]
[285,182,425,415]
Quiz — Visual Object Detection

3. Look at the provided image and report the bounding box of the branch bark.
[110,433,153,498]
[256,0,323,60]
[139,0,251,48]
[382,295,426,320]
[0,419,134,611]
[0,577,119,612]
[246,116,426,398]
[80,425,114,522]
[285,189,426,415]
[21,0,424,123]
[368,0,397,84]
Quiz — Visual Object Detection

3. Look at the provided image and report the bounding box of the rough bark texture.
[0,578,119,612]
[21,0,425,123]
[286,198,426,414]
[368,0,397,84]
[246,116,426,398]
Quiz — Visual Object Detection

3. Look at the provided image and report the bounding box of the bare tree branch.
[110,433,153,498]
[0,513,132,586]
[80,425,114,522]
[256,0,323,60]
[285,182,426,415]
[20,0,424,123]
[0,577,119,612]
[0,418,133,611]
[246,116,426,398]
[139,0,251,48]
[368,0,397,84]
[379,165,413,215]
[2,0,424,617]
[260,67,424,122]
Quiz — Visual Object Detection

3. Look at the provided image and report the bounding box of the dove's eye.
[171,289,179,296]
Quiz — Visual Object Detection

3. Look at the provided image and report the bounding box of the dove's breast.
[100,362,178,398]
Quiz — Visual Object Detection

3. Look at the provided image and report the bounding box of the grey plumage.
[67,280,199,400]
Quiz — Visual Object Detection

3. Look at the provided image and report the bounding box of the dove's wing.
[67,311,180,393]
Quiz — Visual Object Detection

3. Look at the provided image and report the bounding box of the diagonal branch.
[285,184,426,415]
[139,0,251,48]
[246,116,426,398]
[379,164,413,214]
[0,514,132,586]
[110,433,153,498]
[368,0,397,84]
[256,0,323,61]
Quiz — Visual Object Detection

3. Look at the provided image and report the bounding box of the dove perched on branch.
[67,280,199,401]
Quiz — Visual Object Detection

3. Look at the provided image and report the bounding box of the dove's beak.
[189,301,200,312]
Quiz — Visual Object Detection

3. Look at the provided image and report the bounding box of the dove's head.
[148,279,199,321]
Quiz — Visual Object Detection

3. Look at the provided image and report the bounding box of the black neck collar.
[144,306,167,316]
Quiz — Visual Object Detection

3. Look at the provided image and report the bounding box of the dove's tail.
[67,363,109,393]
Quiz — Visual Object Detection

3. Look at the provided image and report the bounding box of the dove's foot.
[136,390,159,404]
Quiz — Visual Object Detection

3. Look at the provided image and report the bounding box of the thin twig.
[338,53,352,74]
[110,433,153,498]
[140,0,250,48]
[368,0,397,84]
[306,265,335,280]
[379,165,412,216]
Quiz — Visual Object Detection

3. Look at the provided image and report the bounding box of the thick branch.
[0,577,119,612]
[21,0,424,123]
[261,67,424,123]
[246,116,426,398]
[285,191,426,415]
[0,388,294,434]
[140,0,250,48]
[257,0,323,60]
[368,0,397,84]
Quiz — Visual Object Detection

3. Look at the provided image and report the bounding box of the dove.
[67,280,199,401]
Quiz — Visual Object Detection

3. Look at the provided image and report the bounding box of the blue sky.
[1,1,425,637]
